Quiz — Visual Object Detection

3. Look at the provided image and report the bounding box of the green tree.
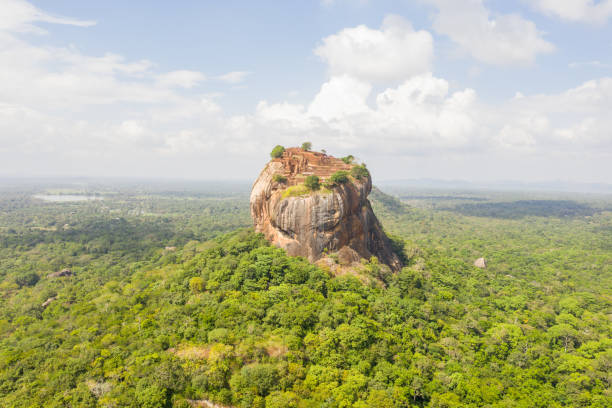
[270,145,285,158]
[301,142,312,151]
[273,174,287,183]
[304,175,320,191]
[135,384,167,408]
[329,170,349,185]
[350,165,369,180]
[341,155,354,164]
[189,276,204,293]
[15,272,39,288]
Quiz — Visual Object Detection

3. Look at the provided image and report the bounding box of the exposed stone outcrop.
[474,257,487,268]
[41,297,56,308]
[48,268,72,278]
[250,148,402,271]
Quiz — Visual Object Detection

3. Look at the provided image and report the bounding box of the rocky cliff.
[250,147,402,272]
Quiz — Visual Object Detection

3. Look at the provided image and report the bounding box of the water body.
[33,194,104,202]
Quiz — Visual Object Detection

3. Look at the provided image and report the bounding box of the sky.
[1,0,611,183]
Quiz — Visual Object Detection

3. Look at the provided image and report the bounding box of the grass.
[281,184,332,199]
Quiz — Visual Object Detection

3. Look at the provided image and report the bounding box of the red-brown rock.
[250,148,402,271]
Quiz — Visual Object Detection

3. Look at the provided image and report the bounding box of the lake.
[33,194,104,202]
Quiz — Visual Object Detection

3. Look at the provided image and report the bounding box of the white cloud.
[308,75,372,120]
[156,70,206,88]
[569,60,612,69]
[0,0,95,34]
[249,73,612,162]
[217,71,251,84]
[314,15,433,82]
[426,0,555,66]
[0,0,237,175]
[529,0,612,24]
[497,78,612,150]
[321,0,368,6]
[250,73,481,155]
[0,4,610,182]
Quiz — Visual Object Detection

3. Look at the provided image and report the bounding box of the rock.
[41,297,56,308]
[251,147,402,271]
[337,246,361,265]
[48,268,72,278]
[474,257,487,268]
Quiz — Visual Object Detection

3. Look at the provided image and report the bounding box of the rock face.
[474,257,487,268]
[250,148,402,271]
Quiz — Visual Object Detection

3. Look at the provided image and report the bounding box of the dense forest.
[0,182,610,407]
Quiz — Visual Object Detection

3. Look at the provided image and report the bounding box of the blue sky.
[1,0,612,182]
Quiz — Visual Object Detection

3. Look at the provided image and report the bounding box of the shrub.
[350,165,369,180]
[270,145,285,158]
[301,142,312,151]
[236,364,279,396]
[341,155,354,164]
[329,170,349,185]
[189,276,204,293]
[135,383,167,408]
[273,174,287,183]
[304,175,320,190]
[15,272,39,288]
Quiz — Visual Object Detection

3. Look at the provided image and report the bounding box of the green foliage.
[387,233,408,265]
[329,171,349,185]
[350,165,369,180]
[189,276,204,293]
[272,174,287,183]
[304,175,320,191]
[14,272,39,288]
[0,183,610,407]
[136,383,168,408]
[301,142,312,151]
[341,155,354,164]
[270,145,285,159]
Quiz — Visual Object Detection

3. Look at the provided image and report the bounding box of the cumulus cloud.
[314,15,433,82]
[0,3,610,181]
[308,75,372,120]
[529,0,612,24]
[250,73,481,155]
[425,0,554,66]
[496,78,612,151]
[248,72,612,162]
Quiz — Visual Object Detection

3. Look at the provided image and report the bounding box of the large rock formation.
[250,147,402,271]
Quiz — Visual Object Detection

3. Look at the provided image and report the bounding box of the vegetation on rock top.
[270,145,285,159]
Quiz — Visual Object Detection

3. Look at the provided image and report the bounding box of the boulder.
[41,297,56,308]
[474,257,487,268]
[48,268,72,278]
